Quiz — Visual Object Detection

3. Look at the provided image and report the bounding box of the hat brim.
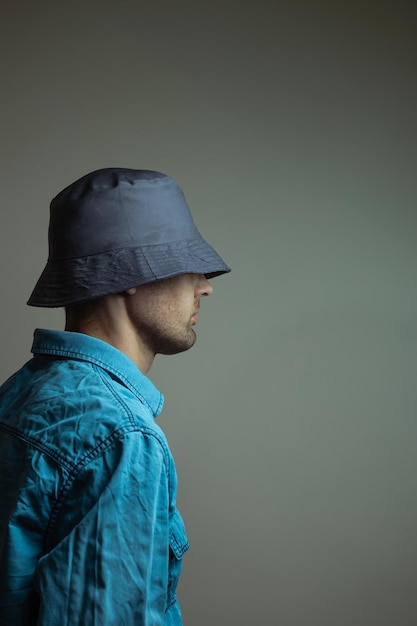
[27,237,231,307]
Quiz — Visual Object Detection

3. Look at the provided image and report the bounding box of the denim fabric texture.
[0,329,189,626]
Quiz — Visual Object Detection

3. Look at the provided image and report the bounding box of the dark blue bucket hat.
[28,168,231,307]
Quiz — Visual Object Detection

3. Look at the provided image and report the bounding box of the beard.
[135,317,197,356]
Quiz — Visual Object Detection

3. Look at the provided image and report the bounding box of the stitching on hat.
[140,247,158,279]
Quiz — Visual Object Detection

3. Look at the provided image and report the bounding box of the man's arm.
[34,430,172,626]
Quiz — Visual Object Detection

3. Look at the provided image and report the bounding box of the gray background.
[1,1,416,624]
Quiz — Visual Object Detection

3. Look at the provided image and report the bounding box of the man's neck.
[65,294,155,374]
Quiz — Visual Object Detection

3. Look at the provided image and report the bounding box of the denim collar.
[31,329,164,418]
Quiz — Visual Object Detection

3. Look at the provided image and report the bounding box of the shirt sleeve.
[33,429,172,626]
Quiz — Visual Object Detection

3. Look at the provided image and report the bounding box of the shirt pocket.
[167,508,189,608]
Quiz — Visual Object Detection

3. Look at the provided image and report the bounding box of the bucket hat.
[28,168,230,307]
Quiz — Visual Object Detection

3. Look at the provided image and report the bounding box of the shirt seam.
[0,422,75,472]
[0,420,169,478]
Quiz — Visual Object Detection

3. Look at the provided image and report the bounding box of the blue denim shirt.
[0,329,189,626]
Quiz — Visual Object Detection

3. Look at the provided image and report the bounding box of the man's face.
[126,273,213,356]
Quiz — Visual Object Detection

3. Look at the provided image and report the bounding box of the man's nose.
[197,275,213,296]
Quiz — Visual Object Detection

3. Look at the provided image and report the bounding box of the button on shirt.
[0,329,189,626]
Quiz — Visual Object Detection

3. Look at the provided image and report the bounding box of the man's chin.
[157,331,197,356]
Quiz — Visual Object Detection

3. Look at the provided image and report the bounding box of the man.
[0,168,230,625]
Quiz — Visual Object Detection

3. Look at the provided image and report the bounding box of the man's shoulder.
[0,354,168,469]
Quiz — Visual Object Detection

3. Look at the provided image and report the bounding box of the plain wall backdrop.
[1,1,416,624]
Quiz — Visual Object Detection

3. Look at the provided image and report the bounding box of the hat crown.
[48,168,199,260]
